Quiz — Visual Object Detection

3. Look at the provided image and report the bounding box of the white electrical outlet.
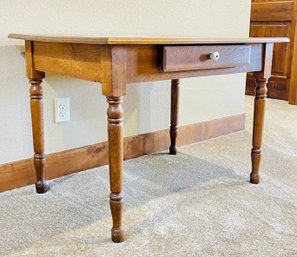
[55,97,70,123]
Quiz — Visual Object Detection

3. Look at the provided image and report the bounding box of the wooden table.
[8,34,289,242]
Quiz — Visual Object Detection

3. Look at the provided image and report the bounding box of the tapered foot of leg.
[250,150,261,184]
[250,174,260,184]
[169,145,177,155]
[35,180,49,194]
[111,228,125,243]
[33,153,48,193]
[110,193,125,243]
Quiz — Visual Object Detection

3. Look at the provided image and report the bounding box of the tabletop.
[8,34,290,45]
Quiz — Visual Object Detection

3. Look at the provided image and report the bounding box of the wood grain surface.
[247,0,297,103]
[162,45,251,72]
[251,1,294,21]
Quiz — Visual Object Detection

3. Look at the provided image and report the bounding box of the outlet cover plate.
[55,97,70,123]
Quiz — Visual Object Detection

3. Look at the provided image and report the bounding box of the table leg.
[250,78,268,184]
[107,96,125,243]
[169,79,180,155]
[29,78,49,193]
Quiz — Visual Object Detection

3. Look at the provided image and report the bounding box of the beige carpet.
[1,96,297,257]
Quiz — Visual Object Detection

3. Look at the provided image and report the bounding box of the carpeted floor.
[1,96,297,257]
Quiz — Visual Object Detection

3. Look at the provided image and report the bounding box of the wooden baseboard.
[0,114,245,192]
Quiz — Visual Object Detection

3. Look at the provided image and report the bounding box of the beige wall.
[0,0,251,163]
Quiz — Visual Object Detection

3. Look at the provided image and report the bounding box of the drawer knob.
[209,52,220,61]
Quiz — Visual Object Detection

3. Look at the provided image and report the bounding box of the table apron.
[31,42,263,84]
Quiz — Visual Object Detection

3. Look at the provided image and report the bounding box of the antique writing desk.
[8,34,289,242]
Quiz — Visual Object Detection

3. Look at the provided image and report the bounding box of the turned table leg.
[169,79,180,155]
[107,96,125,243]
[29,78,49,193]
[250,78,268,184]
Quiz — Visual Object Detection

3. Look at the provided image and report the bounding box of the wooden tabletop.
[8,34,290,45]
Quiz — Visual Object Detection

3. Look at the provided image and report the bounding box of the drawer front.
[162,45,251,72]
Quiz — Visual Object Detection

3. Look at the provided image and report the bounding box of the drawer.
[162,45,251,72]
